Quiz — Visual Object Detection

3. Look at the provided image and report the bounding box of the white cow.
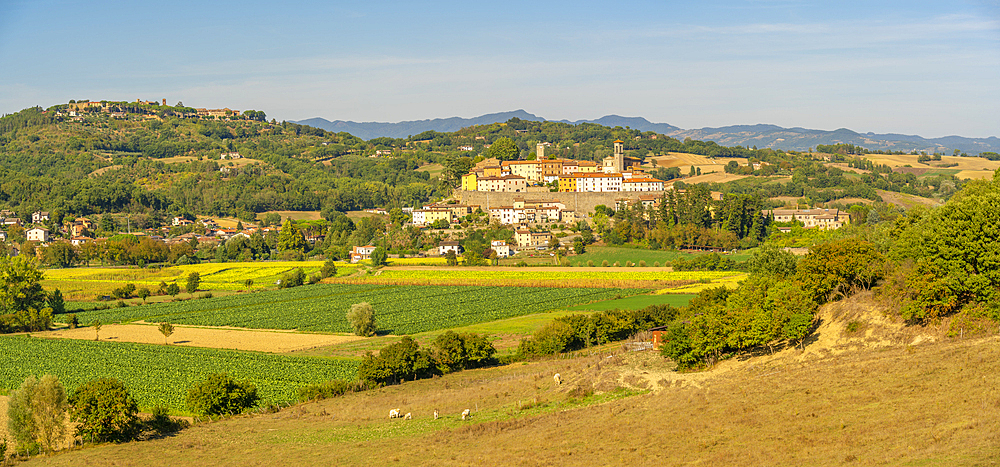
[433,409,439,420]
[461,409,471,420]
[389,408,400,419]
[404,412,412,420]
[554,373,562,385]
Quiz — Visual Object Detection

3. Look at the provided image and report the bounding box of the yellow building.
[558,174,578,192]
[461,173,478,191]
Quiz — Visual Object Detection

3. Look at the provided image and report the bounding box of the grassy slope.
[26,332,1000,466]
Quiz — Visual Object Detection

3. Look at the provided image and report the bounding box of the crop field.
[54,284,635,335]
[42,261,356,299]
[340,268,739,288]
[571,246,755,266]
[0,335,357,411]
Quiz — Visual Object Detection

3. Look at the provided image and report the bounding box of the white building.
[26,227,49,243]
[491,240,511,258]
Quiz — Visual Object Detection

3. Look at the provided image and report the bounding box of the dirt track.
[32,324,364,353]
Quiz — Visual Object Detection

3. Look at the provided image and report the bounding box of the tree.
[243,278,253,290]
[91,320,101,341]
[747,245,798,279]
[320,259,337,278]
[186,373,259,416]
[158,322,174,344]
[276,219,306,252]
[484,137,520,161]
[70,378,140,443]
[46,289,65,315]
[370,246,388,267]
[797,239,884,303]
[347,302,377,337]
[0,256,48,323]
[137,287,151,303]
[42,242,77,268]
[166,282,180,297]
[445,249,458,266]
[185,272,200,294]
[7,375,68,454]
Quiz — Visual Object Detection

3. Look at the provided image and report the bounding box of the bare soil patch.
[32,324,363,353]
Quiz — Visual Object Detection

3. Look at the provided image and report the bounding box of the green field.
[370,269,735,283]
[570,246,754,266]
[55,284,638,335]
[0,335,356,412]
[565,293,696,311]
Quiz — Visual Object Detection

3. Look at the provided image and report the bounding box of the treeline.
[590,186,770,250]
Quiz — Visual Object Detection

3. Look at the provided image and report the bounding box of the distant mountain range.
[293,110,1000,154]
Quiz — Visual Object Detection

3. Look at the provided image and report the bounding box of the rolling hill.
[295,111,1000,154]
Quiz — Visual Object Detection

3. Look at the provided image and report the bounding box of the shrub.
[186,373,259,417]
[143,406,188,436]
[587,260,594,267]
[358,336,436,385]
[320,259,337,278]
[278,268,306,289]
[432,331,497,373]
[626,261,634,267]
[601,260,609,267]
[654,261,660,267]
[68,314,79,329]
[518,320,576,357]
[639,260,647,267]
[297,380,356,402]
[308,273,322,284]
[201,292,213,299]
[346,302,377,337]
[613,261,621,267]
[516,261,528,267]
[70,378,140,443]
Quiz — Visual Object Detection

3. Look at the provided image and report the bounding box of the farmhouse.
[764,208,849,230]
[26,227,49,243]
[491,240,511,258]
[438,241,462,256]
[32,211,50,223]
[515,229,552,248]
[351,245,377,263]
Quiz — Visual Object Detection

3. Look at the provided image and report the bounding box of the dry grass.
[29,324,363,353]
[956,169,995,180]
[257,211,322,222]
[19,295,1000,466]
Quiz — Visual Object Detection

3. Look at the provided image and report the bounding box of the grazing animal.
[389,408,400,419]
[554,373,562,385]
[404,412,412,420]
[461,408,471,420]
[433,409,439,420]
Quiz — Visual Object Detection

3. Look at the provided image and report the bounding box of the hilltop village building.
[462,140,659,193]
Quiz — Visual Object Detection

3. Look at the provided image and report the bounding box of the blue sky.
[1,0,997,137]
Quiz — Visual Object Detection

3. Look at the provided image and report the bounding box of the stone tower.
[536,143,545,160]
[613,140,624,173]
